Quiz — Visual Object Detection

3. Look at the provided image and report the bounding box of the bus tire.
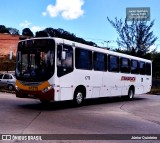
[127,87,134,100]
[74,89,85,106]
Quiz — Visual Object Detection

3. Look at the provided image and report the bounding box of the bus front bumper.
[15,88,54,101]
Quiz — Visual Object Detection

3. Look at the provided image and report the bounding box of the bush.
[0,55,16,71]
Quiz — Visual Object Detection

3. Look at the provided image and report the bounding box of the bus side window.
[146,63,151,75]
[108,55,119,72]
[93,52,107,71]
[57,44,73,77]
[57,45,63,66]
[120,58,130,73]
[75,48,92,70]
[131,60,139,74]
[139,61,145,75]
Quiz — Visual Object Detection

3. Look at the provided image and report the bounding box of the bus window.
[131,60,139,74]
[139,61,145,75]
[57,44,73,77]
[146,63,151,75]
[75,48,92,70]
[120,58,130,73]
[93,52,107,71]
[108,55,119,72]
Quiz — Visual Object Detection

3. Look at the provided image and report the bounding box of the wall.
[0,33,19,56]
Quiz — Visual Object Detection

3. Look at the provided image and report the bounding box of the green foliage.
[0,55,16,71]
[107,17,158,57]
[35,27,97,46]
[36,30,48,37]
[22,28,34,37]
[151,52,160,78]
[0,25,20,35]
[8,27,19,35]
[0,25,9,33]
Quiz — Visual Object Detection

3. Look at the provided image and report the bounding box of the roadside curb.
[0,89,15,94]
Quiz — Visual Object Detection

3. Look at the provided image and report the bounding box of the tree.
[151,52,160,77]
[44,27,77,41]
[0,25,9,33]
[107,17,158,57]
[44,27,56,37]
[35,30,48,37]
[8,27,19,35]
[35,27,97,46]
[22,28,34,37]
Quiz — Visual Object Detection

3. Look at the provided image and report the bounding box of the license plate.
[28,94,35,98]
[28,86,38,91]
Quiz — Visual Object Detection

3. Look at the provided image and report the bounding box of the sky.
[0,0,160,50]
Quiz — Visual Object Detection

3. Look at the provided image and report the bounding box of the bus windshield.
[15,39,55,82]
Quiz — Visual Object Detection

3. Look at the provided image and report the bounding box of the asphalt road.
[0,92,160,143]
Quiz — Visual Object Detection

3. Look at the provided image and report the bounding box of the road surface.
[0,92,160,143]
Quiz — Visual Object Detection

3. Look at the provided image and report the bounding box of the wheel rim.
[8,85,13,90]
[76,92,83,104]
[129,90,133,99]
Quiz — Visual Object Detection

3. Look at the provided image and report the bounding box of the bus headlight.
[42,85,53,93]
[15,85,20,91]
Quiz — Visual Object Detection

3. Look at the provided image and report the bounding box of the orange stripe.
[16,80,50,91]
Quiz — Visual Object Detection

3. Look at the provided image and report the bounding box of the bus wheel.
[74,90,84,106]
[127,88,134,100]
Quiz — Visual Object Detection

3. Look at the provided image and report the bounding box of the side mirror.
[61,51,66,60]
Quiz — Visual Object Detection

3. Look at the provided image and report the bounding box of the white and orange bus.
[15,37,152,105]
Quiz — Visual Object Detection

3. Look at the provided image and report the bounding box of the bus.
[15,37,152,105]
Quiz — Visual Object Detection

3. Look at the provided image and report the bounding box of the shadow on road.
[18,96,147,111]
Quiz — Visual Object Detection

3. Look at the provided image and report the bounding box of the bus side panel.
[58,73,74,101]
[121,76,132,96]
[73,70,92,99]
[143,75,152,93]
[100,72,111,97]
[90,71,103,98]
[73,70,103,99]
[135,75,144,94]
[102,72,124,97]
